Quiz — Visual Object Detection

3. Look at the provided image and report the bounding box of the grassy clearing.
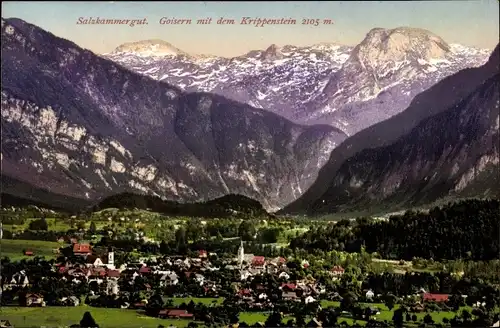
[0,304,477,328]
[239,312,268,324]
[170,297,224,306]
[2,218,111,234]
[0,306,192,328]
[319,302,474,326]
[238,312,294,325]
[370,258,443,274]
[2,218,71,233]
[0,307,287,327]
[277,227,309,244]
[0,239,61,261]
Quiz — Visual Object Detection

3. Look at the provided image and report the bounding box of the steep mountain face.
[0,18,347,211]
[104,27,489,136]
[283,45,500,215]
[304,27,491,134]
[1,176,92,212]
[104,42,352,123]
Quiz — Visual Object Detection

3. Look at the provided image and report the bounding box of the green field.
[0,306,191,328]
[2,218,114,235]
[0,307,295,327]
[0,239,62,261]
[239,312,295,325]
[3,218,72,233]
[277,227,309,244]
[320,301,474,326]
[238,312,268,324]
[170,297,224,306]
[0,302,478,328]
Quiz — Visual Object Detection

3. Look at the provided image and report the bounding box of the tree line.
[92,192,270,218]
[290,199,499,261]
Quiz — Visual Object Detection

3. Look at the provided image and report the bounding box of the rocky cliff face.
[105,27,490,136]
[283,45,500,215]
[304,27,490,134]
[0,18,347,211]
[104,42,352,124]
[261,44,284,61]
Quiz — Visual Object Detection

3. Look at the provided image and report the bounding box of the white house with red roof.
[252,256,266,269]
[73,243,92,256]
[331,266,345,277]
[423,293,449,302]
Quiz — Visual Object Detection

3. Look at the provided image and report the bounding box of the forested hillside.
[290,199,499,261]
[93,192,269,218]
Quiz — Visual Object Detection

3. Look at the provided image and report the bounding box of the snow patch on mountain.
[104,34,489,137]
[304,28,491,134]
[103,42,352,121]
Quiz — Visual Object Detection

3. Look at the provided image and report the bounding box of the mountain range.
[1,17,498,214]
[103,27,490,136]
[1,17,345,211]
[282,44,500,215]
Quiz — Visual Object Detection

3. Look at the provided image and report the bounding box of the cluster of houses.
[3,241,351,308]
[1,240,471,324]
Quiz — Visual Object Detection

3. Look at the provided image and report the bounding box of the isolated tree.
[265,311,282,327]
[175,227,186,247]
[29,218,48,231]
[238,220,256,241]
[80,311,99,328]
[146,293,164,317]
[423,313,434,325]
[461,309,472,322]
[392,308,404,327]
[364,307,373,320]
[89,222,97,234]
[341,291,358,311]
[384,294,397,310]
[295,312,306,327]
[159,240,169,254]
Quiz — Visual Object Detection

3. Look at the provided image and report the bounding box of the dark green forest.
[93,192,270,218]
[290,199,500,261]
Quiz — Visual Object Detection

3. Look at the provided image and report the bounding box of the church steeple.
[238,240,244,268]
[107,246,115,269]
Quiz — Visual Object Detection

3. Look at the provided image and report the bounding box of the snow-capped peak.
[111,39,187,57]
[349,26,451,73]
[102,31,491,137]
[261,44,283,61]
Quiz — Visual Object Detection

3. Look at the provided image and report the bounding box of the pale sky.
[2,1,499,57]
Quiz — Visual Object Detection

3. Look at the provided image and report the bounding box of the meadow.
[0,239,61,261]
[0,301,475,328]
[2,218,72,233]
[319,301,475,326]
[0,306,189,328]
[0,306,296,327]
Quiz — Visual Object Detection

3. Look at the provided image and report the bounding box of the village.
[1,200,499,327]
[1,238,492,328]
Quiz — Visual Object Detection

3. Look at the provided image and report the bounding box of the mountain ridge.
[112,39,189,57]
[1,17,346,211]
[94,192,271,218]
[282,44,500,215]
[302,27,489,134]
[104,26,490,136]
